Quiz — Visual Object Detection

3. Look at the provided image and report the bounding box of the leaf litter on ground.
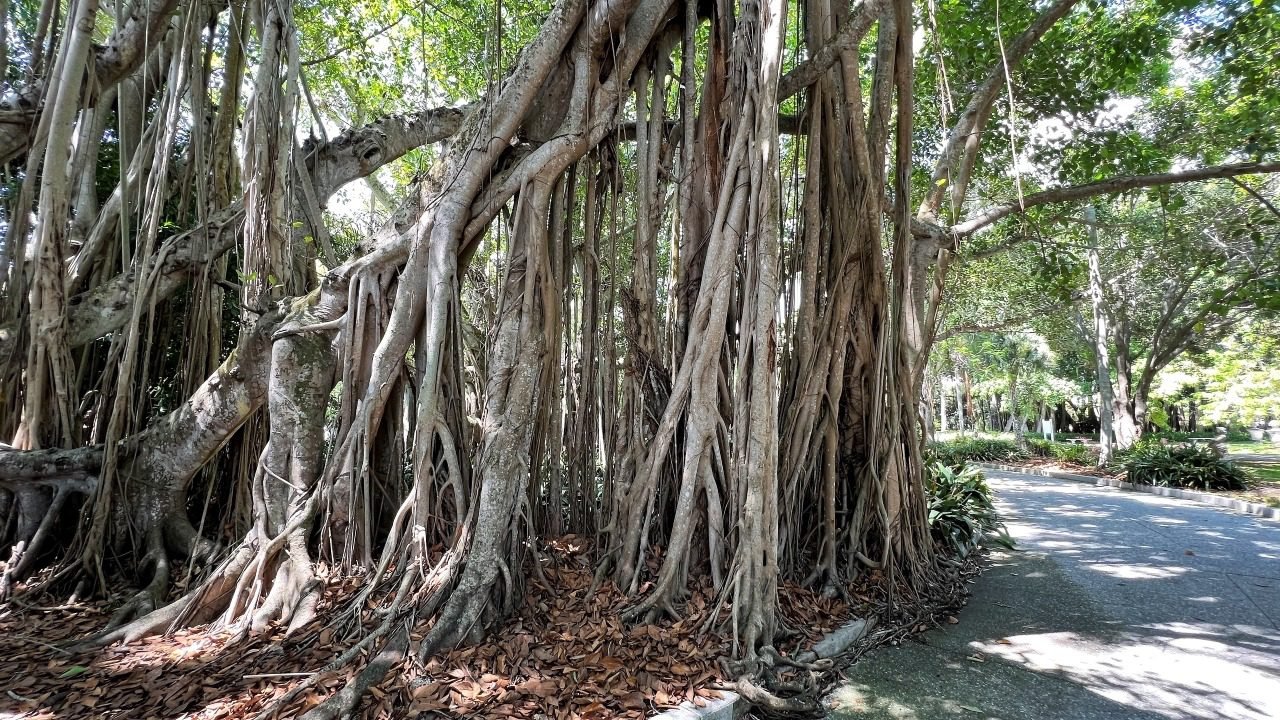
[0,535,889,719]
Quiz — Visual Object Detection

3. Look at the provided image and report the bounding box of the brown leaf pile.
[0,538,878,719]
[0,574,372,720]
[390,540,730,719]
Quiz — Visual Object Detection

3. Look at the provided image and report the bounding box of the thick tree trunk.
[2,0,1159,714]
[1111,317,1139,447]
[1087,208,1120,465]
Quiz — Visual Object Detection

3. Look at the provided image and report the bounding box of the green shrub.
[1226,429,1253,443]
[926,463,1014,557]
[1144,429,1252,443]
[1120,444,1250,491]
[1114,434,1187,462]
[926,437,1023,470]
[1026,438,1093,465]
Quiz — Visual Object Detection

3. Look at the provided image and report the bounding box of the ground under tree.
[1,0,1277,715]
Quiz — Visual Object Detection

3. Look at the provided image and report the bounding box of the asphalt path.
[826,469,1280,720]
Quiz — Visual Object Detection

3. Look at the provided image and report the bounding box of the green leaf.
[59,665,89,679]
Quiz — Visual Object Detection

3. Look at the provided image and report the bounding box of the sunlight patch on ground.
[1145,517,1190,525]
[1040,505,1112,518]
[1085,563,1191,580]
[973,628,1280,720]
[826,684,920,718]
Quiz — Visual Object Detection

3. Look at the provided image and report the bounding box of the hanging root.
[105,527,172,629]
[0,485,77,599]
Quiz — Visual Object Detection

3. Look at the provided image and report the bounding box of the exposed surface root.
[0,540,985,719]
[104,529,171,630]
[727,674,820,715]
[298,626,409,720]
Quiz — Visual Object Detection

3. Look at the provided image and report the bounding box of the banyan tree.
[1,0,1275,713]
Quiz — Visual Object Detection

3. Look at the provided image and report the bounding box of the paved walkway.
[826,470,1280,720]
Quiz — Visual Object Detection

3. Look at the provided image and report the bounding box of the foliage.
[927,437,1024,470]
[925,463,1014,558]
[1142,429,1212,441]
[1119,443,1250,490]
[1176,0,1280,160]
[1156,319,1280,427]
[1026,438,1093,464]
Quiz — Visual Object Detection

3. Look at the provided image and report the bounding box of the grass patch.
[1239,462,1280,486]
[1226,440,1280,454]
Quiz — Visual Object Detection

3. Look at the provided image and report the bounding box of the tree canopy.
[0,0,1277,714]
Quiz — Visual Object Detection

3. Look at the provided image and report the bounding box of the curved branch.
[305,105,471,199]
[95,0,184,87]
[0,0,184,164]
[917,0,1082,221]
[777,0,880,102]
[951,162,1280,237]
[0,106,468,360]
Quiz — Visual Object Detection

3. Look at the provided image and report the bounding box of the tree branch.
[95,0,184,86]
[776,0,881,102]
[0,446,102,487]
[950,162,1280,237]
[0,105,468,360]
[917,0,1082,221]
[0,0,185,164]
[1230,177,1280,220]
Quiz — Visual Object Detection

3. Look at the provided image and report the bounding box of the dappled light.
[1,0,1276,715]
[1086,563,1190,580]
[975,628,1275,720]
[829,469,1279,720]
[983,473,1280,720]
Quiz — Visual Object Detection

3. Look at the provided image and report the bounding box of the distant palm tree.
[984,333,1053,446]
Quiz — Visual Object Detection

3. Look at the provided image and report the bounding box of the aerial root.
[105,529,172,630]
[0,485,74,600]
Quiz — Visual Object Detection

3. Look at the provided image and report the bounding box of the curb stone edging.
[649,690,743,720]
[647,618,873,719]
[976,463,1280,521]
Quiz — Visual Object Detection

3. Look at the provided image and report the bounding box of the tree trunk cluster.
[3,0,1271,711]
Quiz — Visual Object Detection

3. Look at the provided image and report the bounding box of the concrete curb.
[648,618,873,719]
[650,690,743,720]
[976,463,1280,521]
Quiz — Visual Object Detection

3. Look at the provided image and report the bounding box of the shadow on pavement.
[826,471,1280,720]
